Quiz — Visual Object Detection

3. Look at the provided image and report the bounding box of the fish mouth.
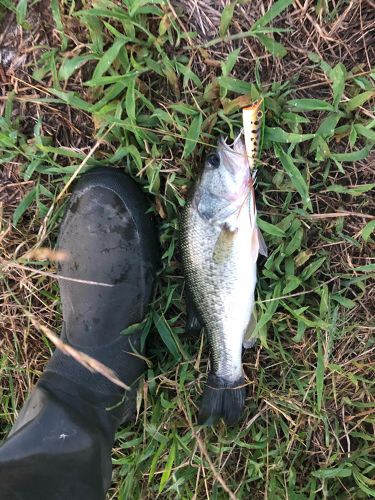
[217,133,249,173]
[218,133,243,153]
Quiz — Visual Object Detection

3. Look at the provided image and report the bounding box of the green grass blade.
[92,38,127,80]
[255,33,288,58]
[274,144,312,210]
[329,63,346,108]
[219,2,236,37]
[287,99,334,111]
[346,91,375,111]
[13,187,37,226]
[182,113,203,159]
[253,0,293,29]
[316,331,324,413]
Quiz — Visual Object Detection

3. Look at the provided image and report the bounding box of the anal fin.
[243,309,258,349]
[185,289,202,335]
[258,227,268,257]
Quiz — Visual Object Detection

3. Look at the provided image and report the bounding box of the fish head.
[192,134,251,229]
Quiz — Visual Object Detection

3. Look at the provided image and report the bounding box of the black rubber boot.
[0,167,159,500]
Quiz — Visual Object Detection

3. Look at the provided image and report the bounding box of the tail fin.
[198,374,246,426]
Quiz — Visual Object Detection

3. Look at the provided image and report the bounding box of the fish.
[180,101,266,425]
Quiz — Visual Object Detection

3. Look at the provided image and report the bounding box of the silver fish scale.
[180,201,255,382]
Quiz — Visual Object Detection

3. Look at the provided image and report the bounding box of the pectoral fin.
[213,226,237,264]
[250,225,260,263]
[250,225,268,262]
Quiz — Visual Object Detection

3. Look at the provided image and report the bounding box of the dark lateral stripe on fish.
[198,374,246,426]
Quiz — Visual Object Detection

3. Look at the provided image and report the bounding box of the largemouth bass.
[180,102,266,425]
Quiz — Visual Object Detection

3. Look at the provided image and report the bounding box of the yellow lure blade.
[242,99,263,169]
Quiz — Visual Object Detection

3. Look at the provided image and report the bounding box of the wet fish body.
[180,196,257,382]
[180,109,265,425]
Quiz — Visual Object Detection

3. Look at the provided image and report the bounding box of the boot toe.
[57,167,159,347]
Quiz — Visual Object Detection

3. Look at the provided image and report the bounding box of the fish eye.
[207,153,220,169]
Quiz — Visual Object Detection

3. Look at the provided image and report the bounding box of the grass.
[0,0,374,498]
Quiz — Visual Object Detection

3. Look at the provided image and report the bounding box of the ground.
[0,0,374,498]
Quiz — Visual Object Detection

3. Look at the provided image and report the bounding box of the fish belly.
[181,202,256,382]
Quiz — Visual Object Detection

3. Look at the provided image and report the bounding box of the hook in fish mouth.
[218,133,243,153]
[218,98,263,152]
